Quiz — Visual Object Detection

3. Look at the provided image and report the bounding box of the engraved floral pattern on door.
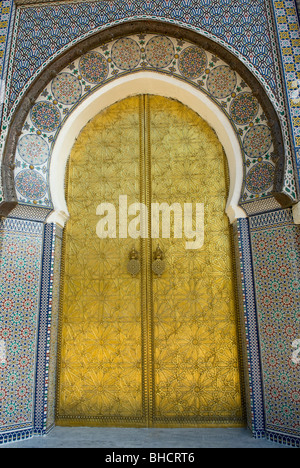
[57,97,146,425]
[56,95,244,427]
[149,96,243,425]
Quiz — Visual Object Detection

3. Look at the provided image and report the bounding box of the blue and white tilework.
[0,217,43,444]
[271,0,300,184]
[0,0,299,449]
[0,0,298,207]
[234,218,266,438]
[33,223,63,435]
[0,0,14,85]
[4,0,280,119]
[45,226,63,432]
[13,34,279,208]
[249,208,300,446]
[0,0,14,126]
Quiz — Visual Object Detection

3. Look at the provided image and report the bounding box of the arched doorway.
[55,94,245,427]
[0,19,298,445]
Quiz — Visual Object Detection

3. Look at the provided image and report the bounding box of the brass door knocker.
[152,244,165,276]
[127,247,141,276]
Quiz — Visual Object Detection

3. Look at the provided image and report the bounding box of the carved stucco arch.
[0,20,289,219]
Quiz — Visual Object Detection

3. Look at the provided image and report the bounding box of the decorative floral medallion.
[243,125,272,158]
[15,169,47,200]
[246,162,275,194]
[111,37,141,70]
[145,35,174,68]
[79,51,109,83]
[206,65,237,99]
[51,72,82,105]
[17,134,49,165]
[16,34,280,208]
[30,101,61,133]
[178,46,207,79]
[229,92,259,125]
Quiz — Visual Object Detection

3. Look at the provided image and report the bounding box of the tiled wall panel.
[0,217,43,443]
[0,0,299,447]
[249,209,300,445]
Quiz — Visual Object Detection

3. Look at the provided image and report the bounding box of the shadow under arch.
[0,20,288,218]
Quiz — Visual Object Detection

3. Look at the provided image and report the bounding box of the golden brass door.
[56,95,244,427]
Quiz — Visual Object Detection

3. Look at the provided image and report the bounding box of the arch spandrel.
[0,23,293,221]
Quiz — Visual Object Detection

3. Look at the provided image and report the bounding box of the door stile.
[138,95,147,425]
[145,95,155,427]
[139,95,155,427]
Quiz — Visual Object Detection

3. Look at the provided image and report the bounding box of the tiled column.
[0,217,44,444]
[248,208,300,446]
[33,223,62,435]
[233,218,266,438]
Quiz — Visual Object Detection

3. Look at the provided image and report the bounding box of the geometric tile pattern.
[0,0,298,207]
[272,0,300,181]
[0,219,62,444]
[30,101,61,133]
[243,125,272,159]
[0,217,43,444]
[249,209,300,446]
[0,0,14,204]
[0,0,14,186]
[46,226,63,432]
[233,218,266,437]
[0,0,13,82]
[32,222,62,436]
[33,223,55,435]
[51,73,82,105]
[5,0,279,121]
[0,0,14,145]
[16,134,50,166]
[13,34,278,209]
[0,0,291,205]
[0,0,299,449]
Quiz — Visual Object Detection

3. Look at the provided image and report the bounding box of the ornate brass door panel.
[56,97,148,426]
[56,95,244,427]
[147,96,243,426]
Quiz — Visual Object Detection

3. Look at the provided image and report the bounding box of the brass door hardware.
[152,244,165,277]
[127,246,141,276]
